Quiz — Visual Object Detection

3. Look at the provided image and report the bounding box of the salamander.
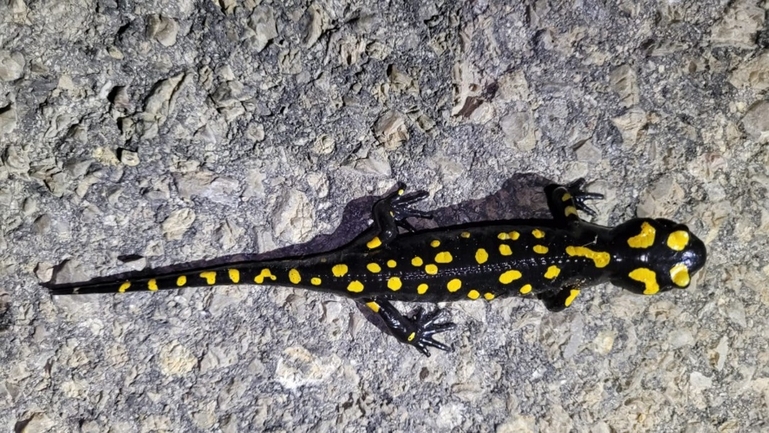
[46,179,707,356]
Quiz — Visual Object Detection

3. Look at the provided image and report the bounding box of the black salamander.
[47,179,707,356]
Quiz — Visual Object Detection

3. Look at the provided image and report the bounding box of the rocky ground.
[2,0,768,431]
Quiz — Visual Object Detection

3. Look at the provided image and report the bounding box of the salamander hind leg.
[362,299,456,356]
[545,178,604,225]
[363,182,433,249]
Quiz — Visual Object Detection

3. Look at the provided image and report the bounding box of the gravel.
[1,1,766,431]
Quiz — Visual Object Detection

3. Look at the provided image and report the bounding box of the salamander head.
[608,218,707,295]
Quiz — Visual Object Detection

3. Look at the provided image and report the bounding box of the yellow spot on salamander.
[435,251,453,263]
[367,263,381,273]
[564,289,580,307]
[411,256,423,267]
[424,264,438,275]
[347,280,364,292]
[311,277,322,286]
[483,292,495,300]
[519,284,532,294]
[254,269,277,284]
[467,290,480,300]
[565,206,578,217]
[148,279,158,291]
[288,269,301,284]
[475,248,488,264]
[566,246,611,268]
[417,283,428,294]
[670,263,690,287]
[387,277,402,291]
[176,276,186,287]
[499,231,521,240]
[332,264,348,277]
[408,332,416,342]
[200,271,216,285]
[119,281,131,293]
[532,229,545,239]
[627,221,656,248]
[533,245,549,254]
[387,259,397,268]
[544,265,561,279]
[628,268,660,295]
[461,231,471,238]
[366,301,380,313]
[228,269,240,283]
[499,244,512,256]
[367,236,382,249]
[499,270,522,284]
[562,192,572,201]
[667,230,690,251]
[447,278,462,292]
[430,239,441,248]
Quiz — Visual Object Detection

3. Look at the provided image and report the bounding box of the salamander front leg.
[537,286,581,312]
[363,182,433,249]
[362,298,456,356]
[545,178,604,225]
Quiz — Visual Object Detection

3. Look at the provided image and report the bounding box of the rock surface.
[0,1,764,431]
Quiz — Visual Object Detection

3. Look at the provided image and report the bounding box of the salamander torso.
[47,179,707,355]
[258,224,609,304]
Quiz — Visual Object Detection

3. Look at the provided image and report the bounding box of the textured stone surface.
[1,1,765,431]
[742,100,769,142]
